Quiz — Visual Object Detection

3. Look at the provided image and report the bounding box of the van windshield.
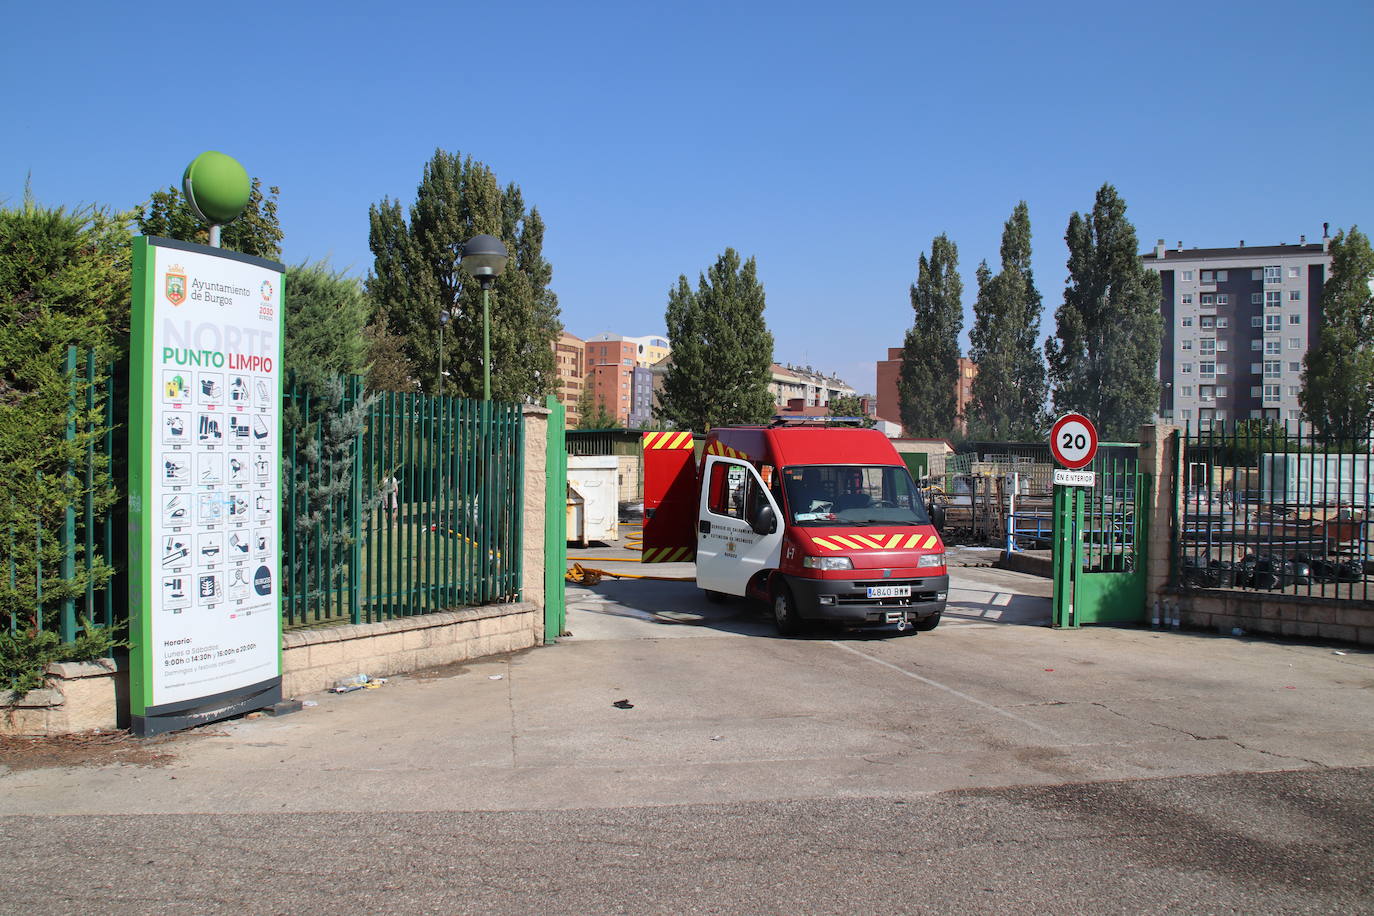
[780,465,932,527]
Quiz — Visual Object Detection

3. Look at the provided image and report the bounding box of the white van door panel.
[696,456,784,596]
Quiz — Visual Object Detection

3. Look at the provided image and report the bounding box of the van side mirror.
[749,503,777,535]
[930,501,946,533]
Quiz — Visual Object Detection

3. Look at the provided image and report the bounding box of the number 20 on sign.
[1050,413,1098,469]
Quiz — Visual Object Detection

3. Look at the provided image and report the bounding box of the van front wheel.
[773,585,802,636]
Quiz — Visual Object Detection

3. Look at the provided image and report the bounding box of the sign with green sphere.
[182,151,251,225]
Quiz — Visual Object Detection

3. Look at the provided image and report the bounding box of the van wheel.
[773,585,802,636]
[911,611,941,632]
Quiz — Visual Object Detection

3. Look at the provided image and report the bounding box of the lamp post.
[460,234,509,401]
[438,309,451,396]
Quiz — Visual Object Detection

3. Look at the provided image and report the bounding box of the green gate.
[1052,449,1150,627]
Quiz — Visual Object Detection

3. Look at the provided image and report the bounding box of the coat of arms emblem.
[165,267,187,306]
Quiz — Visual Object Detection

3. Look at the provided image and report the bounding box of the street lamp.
[460,234,509,401]
[438,309,451,396]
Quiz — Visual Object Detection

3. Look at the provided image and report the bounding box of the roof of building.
[1141,243,1328,262]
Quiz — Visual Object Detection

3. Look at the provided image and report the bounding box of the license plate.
[866,585,910,598]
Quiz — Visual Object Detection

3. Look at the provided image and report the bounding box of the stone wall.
[1,659,122,736]
[1165,587,1374,646]
[280,602,539,697]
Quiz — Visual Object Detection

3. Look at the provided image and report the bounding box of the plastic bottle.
[1151,599,1160,629]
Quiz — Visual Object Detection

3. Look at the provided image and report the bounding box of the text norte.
[161,320,275,371]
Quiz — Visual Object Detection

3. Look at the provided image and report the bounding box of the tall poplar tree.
[1046,184,1163,440]
[1300,226,1374,441]
[365,150,560,401]
[657,248,775,431]
[968,203,1048,439]
[898,234,963,437]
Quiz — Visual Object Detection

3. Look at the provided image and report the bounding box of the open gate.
[1052,449,1150,627]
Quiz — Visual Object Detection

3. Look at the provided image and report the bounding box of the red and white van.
[642,423,948,634]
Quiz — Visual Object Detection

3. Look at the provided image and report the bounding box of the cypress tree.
[365,150,560,401]
[658,248,775,431]
[968,203,1048,439]
[1300,226,1374,441]
[1046,184,1163,440]
[898,234,963,437]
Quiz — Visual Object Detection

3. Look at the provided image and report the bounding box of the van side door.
[696,456,784,597]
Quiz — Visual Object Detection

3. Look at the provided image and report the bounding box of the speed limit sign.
[1050,413,1098,469]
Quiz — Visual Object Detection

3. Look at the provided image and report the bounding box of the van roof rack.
[769,416,867,428]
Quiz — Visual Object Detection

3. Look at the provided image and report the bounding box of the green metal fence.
[1175,420,1372,600]
[2,347,119,641]
[282,378,524,628]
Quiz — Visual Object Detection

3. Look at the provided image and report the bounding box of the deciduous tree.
[657,248,775,431]
[135,178,282,260]
[1300,226,1374,441]
[1045,184,1162,440]
[366,150,560,401]
[968,203,1048,439]
[898,234,963,437]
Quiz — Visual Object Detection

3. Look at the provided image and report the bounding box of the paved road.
[3,555,1372,913]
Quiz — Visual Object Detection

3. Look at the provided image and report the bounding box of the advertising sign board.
[129,237,284,736]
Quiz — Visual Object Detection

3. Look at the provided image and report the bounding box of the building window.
[1181,409,1192,419]
[1251,386,1262,398]
[1200,316,1215,329]
[1289,409,1301,420]
[1264,340,1281,355]
[1217,362,1228,375]
[1200,339,1216,355]
[1217,317,1229,328]
[1266,315,1282,332]
[1251,339,1263,351]
[1288,266,1301,278]
[1216,385,1228,398]
[1289,362,1301,373]
[1263,385,1281,402]
[1251,316,1263,328]
[1265,291,1282,308]
[1200,361,1215,377]
[1182,317,1194,327]
[1201,294,1215,305]
[1264,361,1281,378]
[1251,292,1263,305]
[1181,386,1193,397]
[1289,314,1301,325]
[1201,270,1213,283]
[1199,386,1215,402]
[1251,269,1263,281]
[1264,266,1282,283]
[1288,386,1299,397]
[1289,290,1301,301]
[1217,270,1228,282]
[1216,294,1229,305]
[1288,338,1301,349]
[1181,293,1193,305]
[1181,363,1193,374]
[1182,271,1193,281]
[1181,339,1193,350]
[1217,339,1229,351]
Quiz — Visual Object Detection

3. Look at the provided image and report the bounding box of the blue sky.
[4,0,1371,395]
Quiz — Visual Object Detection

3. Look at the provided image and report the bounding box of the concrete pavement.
[2,561,1370,816]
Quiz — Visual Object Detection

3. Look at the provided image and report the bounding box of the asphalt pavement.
[2,538,1372,913]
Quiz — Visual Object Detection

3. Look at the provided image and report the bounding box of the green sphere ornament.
[182,151,251,225]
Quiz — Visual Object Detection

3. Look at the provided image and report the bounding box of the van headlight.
[803,556,853,570]
[917,552,946,568]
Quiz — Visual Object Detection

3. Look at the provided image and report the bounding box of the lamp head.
[461,234,508,287]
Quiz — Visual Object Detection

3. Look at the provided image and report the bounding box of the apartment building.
[768,364,857,409]
[551,330,585,426]
[874,350,977,434]
[1141,235,1330,429]
[582,333,670,427]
